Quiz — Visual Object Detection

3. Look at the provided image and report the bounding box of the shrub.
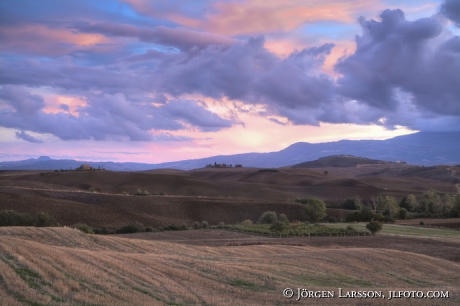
[218,222,225,229]
[278,213,289,223]
[346,225,356,231]
[88,187,96,192]
[366,221,383,235]
[75,223,94,234]
[420,221,425,226]
[145,227,154,232]
[328,217,337,223]
[116,222,145,234]
[34,211,57,227]
[258,211,278,224]
[241,219,253,226]
[399,208,408,220]
[134,189,150,196]
[270,221,287,232]
[94,227,110,234]
[201,221,209,228]
[193,221,201,229]
[0,210,33,226]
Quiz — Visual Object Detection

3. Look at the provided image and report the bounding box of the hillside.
[291,155,392,168]
[0,227,459,305]
[1,132,460,170]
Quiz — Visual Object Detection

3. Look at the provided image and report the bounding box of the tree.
[400,194,418,212]
[421,189,442,214]
[366,221,383,235]
[399,208,407,220]
[323,170,329,176]
[303,198,327,223]
[377,196,399,217]
[258,211,278,224]
[342,196,363,210]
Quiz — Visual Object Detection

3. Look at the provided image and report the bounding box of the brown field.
[1,227,460,305]
[0,164,459,305]
[0,165,457,228]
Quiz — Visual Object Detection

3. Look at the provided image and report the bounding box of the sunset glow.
[1,0,458,163]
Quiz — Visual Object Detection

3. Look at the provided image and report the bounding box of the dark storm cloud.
[335,9,460,130]
[441,0,460,26]
[15,131,43,143]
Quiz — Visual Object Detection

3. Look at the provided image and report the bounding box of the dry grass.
[0,227,460,305]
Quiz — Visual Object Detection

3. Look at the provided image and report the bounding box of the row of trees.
[297,189,460,223]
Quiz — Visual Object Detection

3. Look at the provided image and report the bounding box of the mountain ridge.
[1,131,459,171]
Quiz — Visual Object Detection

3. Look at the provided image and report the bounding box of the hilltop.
[1,132,460,170]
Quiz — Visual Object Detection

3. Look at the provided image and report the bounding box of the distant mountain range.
[1,132,459,171]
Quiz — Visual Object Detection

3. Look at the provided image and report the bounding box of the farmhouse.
[76,164,92,171]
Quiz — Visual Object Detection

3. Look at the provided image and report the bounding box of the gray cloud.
[15,131,43,143]
[441,0,460,26]
[334,9,460,130]
[73,22,236,50]
[0,85,45,114]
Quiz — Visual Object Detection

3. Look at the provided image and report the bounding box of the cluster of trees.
[0,210,57,227]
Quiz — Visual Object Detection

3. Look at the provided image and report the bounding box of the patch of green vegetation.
[382,272,433,286]
[230,278,256,289]
[290,273,372,288]
[14,267,42,289]
[14,293,47,306]
[323,223,460,238]
[226,223,368,237]
[50,295,64,302]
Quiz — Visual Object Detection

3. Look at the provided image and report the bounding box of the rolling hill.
[1,132,460,170]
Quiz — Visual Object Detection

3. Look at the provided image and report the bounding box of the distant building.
[235,164,242,168]
[77,164,92,170]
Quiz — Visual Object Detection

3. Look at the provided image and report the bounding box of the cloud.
[334,9,460,130]
[0,85,45,114]
[15,131,43,143]
[441,0,460,26]
[73,22,236,50]
[0,92,233,141]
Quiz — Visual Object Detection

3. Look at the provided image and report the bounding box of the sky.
[0,0,459,163]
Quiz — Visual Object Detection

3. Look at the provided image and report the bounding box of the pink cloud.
[124,0,380,36]
[0,25,113,56]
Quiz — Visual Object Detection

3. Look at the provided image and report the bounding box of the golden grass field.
[1,227,460,305]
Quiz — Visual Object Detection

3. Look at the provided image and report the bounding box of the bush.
[278,213,289,223]
[258,211,278,224]
[241,219,253,226]
[134,189,150,196]
[145,227,154,232]
[116,222,145,234]
[201,221,209,228]
[94,227,110,234]
[75,223,94,234]
[0,210,33,226]
[366,221,383,235]
[399,208,408,220]
[88,187,96,192]
[34,211,57,227]
[328,217,337,223]
[270,221,287,232]
[420,221,425,226]
[218,222,225,229]
[346,225,356,231]
[193,221,200,229]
